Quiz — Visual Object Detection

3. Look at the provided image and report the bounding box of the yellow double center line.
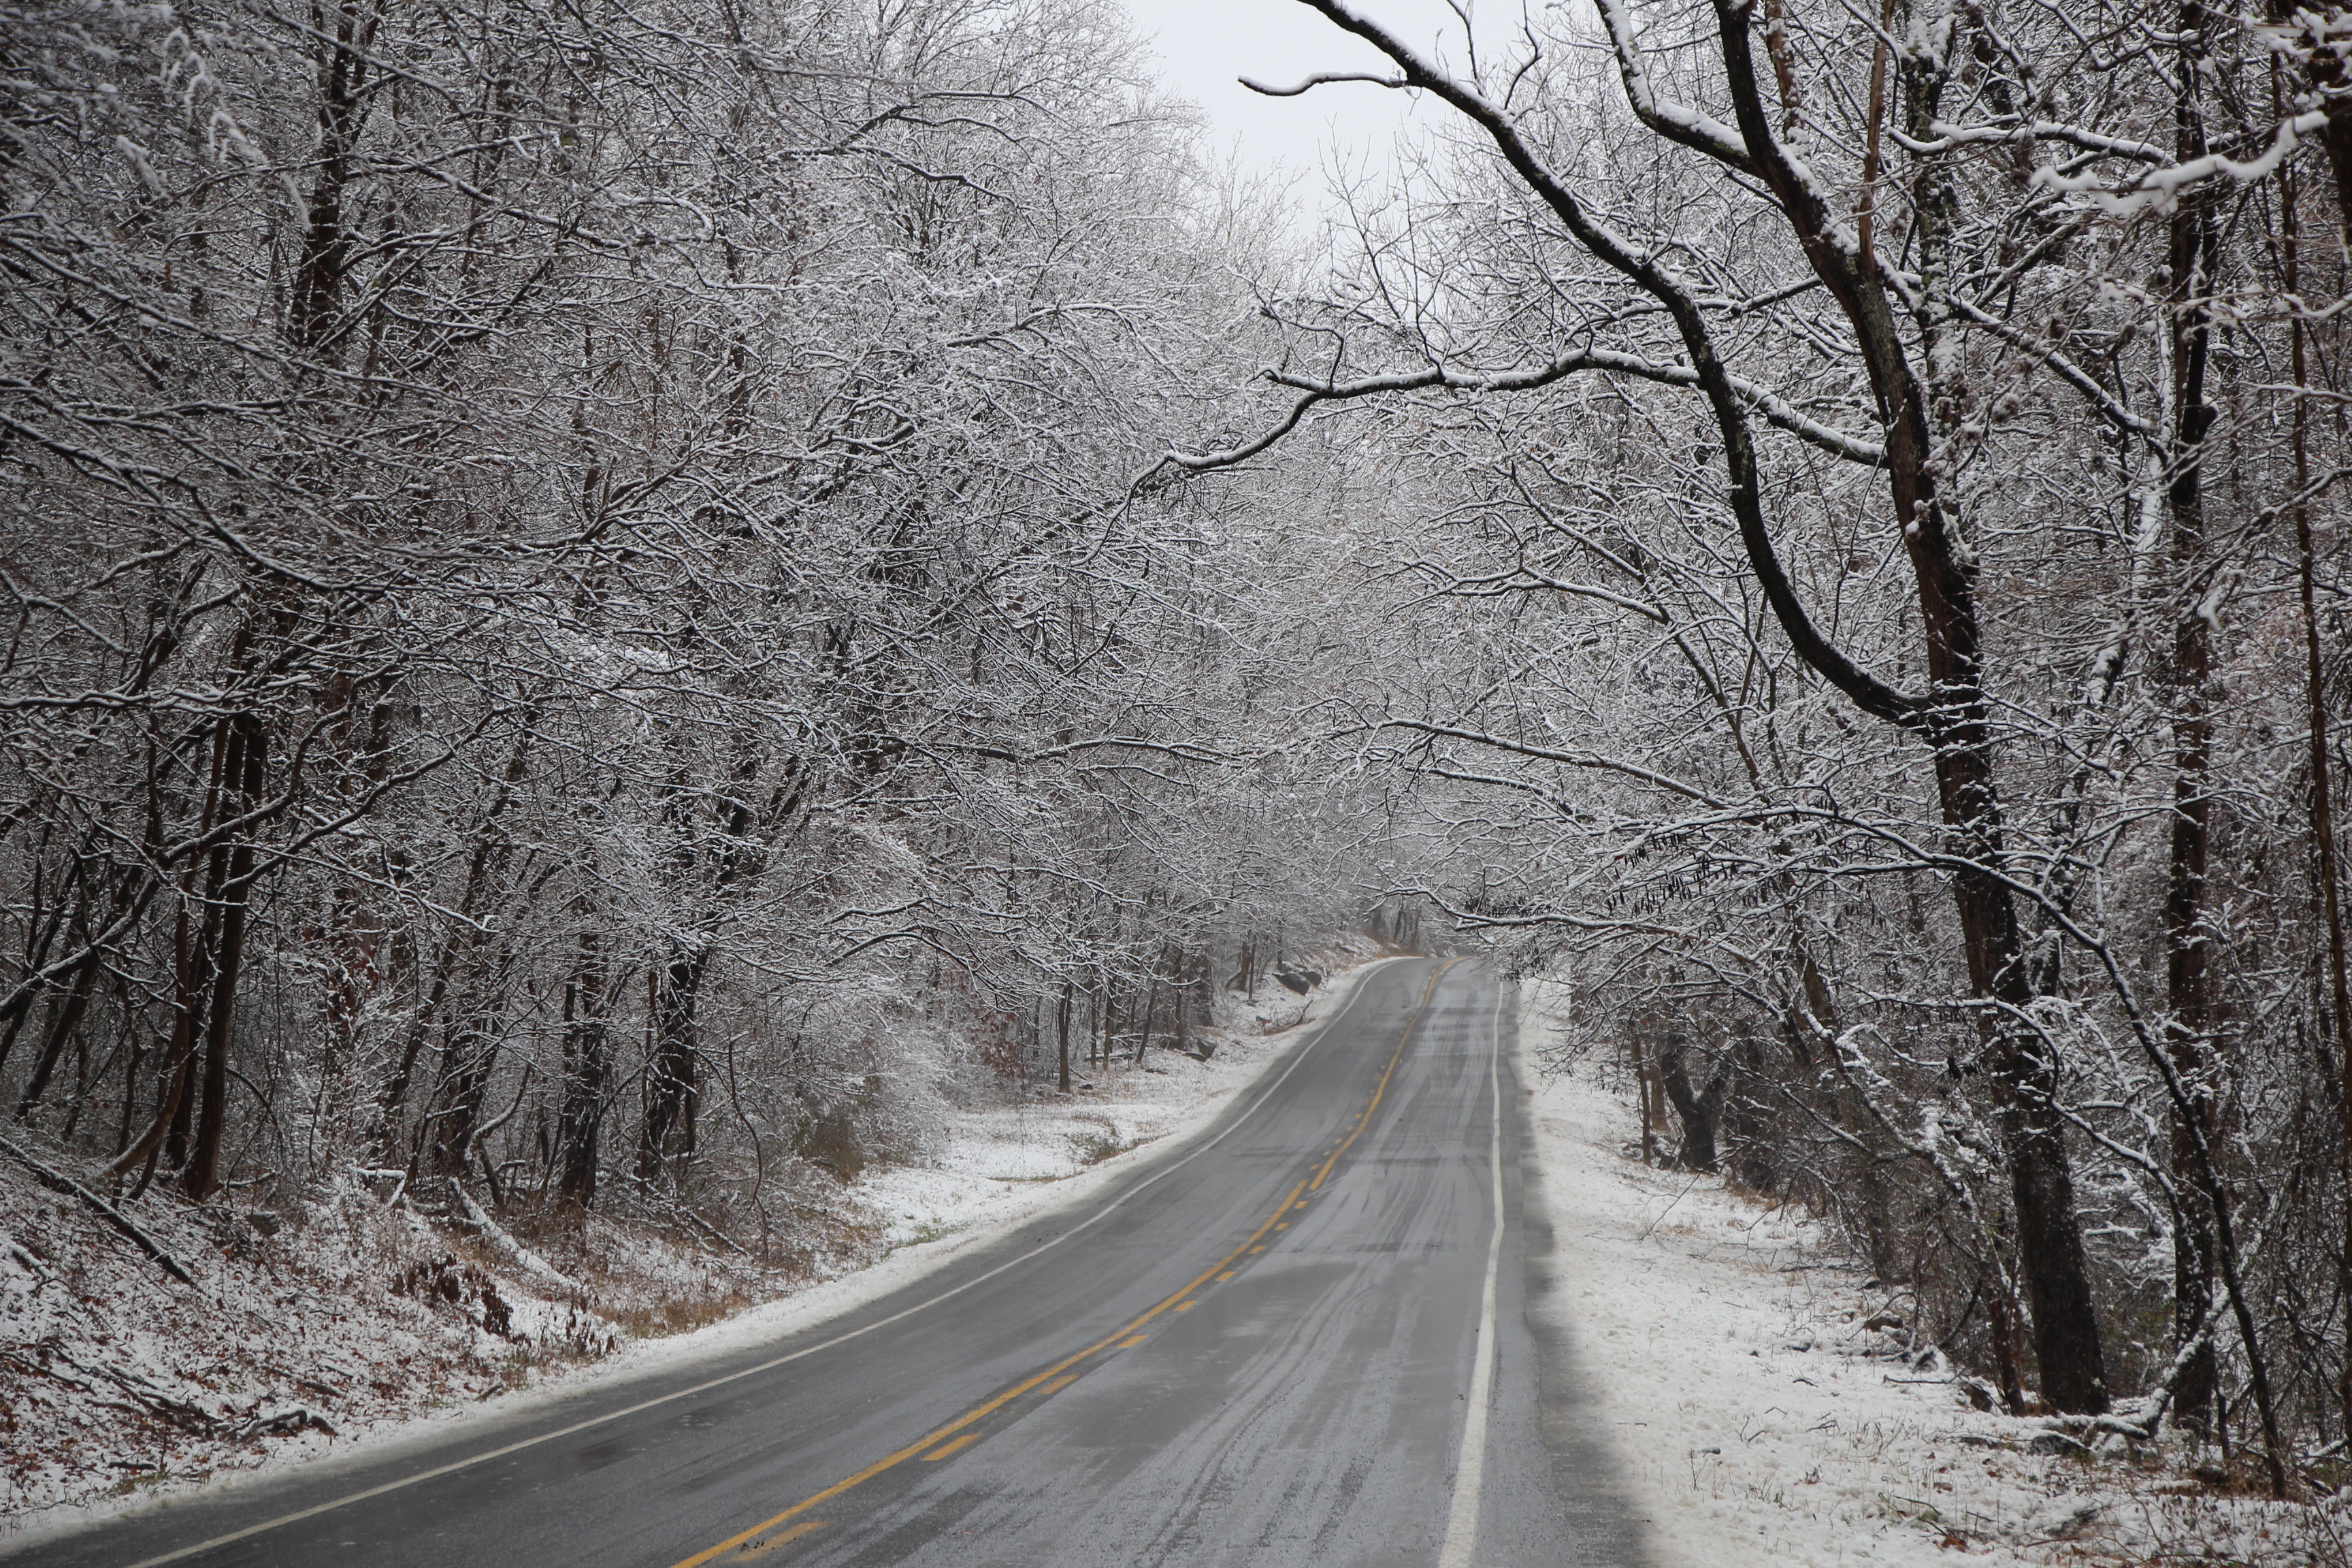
[669,958,1460,1567]
[1309,961,1449,1193]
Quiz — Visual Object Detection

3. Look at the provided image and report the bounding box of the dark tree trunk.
[2159,0,2223,1437]
[637,943,706,1183]
[2274,101,2352,1456]
[287,0,380,355]
[0,856,78,1075]
[185,713,267,1201]
[421,1018,495,1181]
[1731,0,2116,1414]
[374,711,534,1162]
[1056,978,1073,1094]
[1631,1022,1660,1166]
[110,716,234,1186]
[1655,1032,1724,1172]
[13,946,97,1123]
[555,932,610,1208]
[1132,964,1162,1066]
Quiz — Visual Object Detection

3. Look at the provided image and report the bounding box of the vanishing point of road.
[11,958,1644,1568]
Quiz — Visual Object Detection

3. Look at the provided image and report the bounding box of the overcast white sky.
[1117,1,1516,201]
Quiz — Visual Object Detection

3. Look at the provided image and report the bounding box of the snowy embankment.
[1520,981,2347,1567]
[0,947,1395,1535]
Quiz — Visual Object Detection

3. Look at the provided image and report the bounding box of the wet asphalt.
[6,958,1644,1568]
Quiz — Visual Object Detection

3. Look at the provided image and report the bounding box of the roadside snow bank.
[1518,979,2346,1568]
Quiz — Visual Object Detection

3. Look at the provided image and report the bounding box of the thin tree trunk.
[555,930,610,1209]
[1655,1032,1720,1172]
[106,716,232,1183]
[287,0,382,355]
[1633,1021,1659,1166]
[1132,963,1162,1066]
[1174,946,1194,1059]
[637,941,706,1183]
[2162,118,2223,1431]
[185,712,266,1200]
[0,854,76,1075]
[422,1007,500,1182]
[2281,116,2352,1453]
[12,941,97,1123]
[1056,977,1073,1094]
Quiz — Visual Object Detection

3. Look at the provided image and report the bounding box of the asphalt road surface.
[11,958,1644,1568]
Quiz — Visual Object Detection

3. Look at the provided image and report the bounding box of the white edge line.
[110,957,1416,1568]
[1437,977,1507,1568]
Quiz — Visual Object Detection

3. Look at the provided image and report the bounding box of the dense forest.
[12,0,2352,1518]
[0,0,1392,1235]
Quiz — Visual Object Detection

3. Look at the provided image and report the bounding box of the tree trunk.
[288,0,382,355]
[108,717,233,1186]
[184,712,267,1201]
[1174,946,1195,1059]
[421,1008,498,1182]
[1655,1032,1722,1172]
[2278,112,2352,1454]
[1132,964,1162,1066]
[555,932,610,1209]
[12,945,97,1123]
[0,855,78,1075]
[1056,978,1073,1094]
[637,941,706,1183]
[1633,1022,1659,1166]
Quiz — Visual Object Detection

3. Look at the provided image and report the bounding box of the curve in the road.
[12,958,1644,1568]
[664,962,1460,1567]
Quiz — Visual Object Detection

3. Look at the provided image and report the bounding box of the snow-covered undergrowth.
[0,1158,806,1524]
[0,943,1392,1535]
[854,941,1386,1255]
[1521,981,2350,1567]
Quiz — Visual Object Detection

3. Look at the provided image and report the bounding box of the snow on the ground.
[1518,979,2348,1568]
[0,1164,771,1530]
[853,956,1379,1256]
[0,946,1399,1544]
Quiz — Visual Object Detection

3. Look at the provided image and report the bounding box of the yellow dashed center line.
[666,1168,1306,1568]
